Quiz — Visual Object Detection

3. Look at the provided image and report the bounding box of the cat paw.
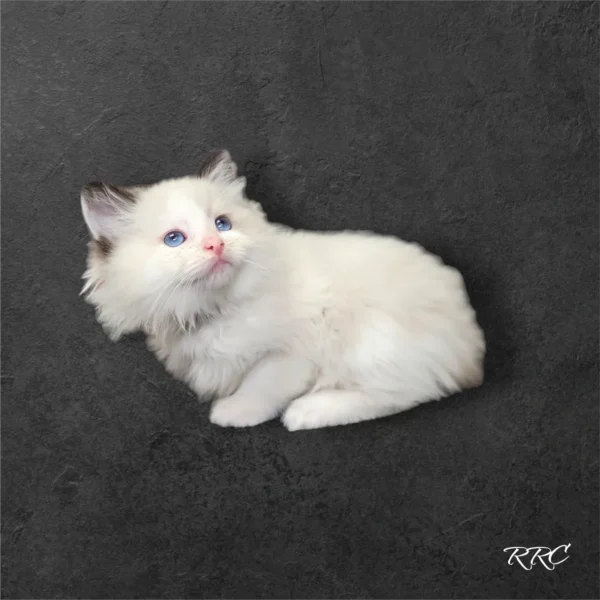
[209,396,273,428]
[281,395,336,431]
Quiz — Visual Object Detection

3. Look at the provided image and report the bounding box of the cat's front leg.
[209,354,315,428]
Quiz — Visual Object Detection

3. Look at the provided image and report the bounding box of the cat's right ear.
[199,149,246,190]
[81,182,137,240]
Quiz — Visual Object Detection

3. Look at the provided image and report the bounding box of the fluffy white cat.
[81,150,485,430]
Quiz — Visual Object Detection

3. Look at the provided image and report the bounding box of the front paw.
[281,393,340,431]
[209,395,274,428]
[281,400,324,431]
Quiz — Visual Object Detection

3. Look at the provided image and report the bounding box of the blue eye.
[215,215,232,231]
[164,231,186,247]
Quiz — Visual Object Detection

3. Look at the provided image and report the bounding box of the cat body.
[81,150,485,430]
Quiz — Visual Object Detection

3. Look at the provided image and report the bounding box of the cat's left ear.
[81,182,137,240]
[199,149,246,189]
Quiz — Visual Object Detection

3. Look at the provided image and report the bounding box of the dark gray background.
[2,2,598,598]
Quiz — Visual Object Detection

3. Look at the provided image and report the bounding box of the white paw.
[209,396,274,428]
[281,396,336,431]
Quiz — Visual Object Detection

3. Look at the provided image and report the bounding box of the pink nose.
[203,235,224,256]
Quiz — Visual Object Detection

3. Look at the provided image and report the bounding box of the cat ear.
[81,182,137,240]
[199,149,245,188]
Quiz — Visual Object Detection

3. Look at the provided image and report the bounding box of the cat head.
[81,150,270,340]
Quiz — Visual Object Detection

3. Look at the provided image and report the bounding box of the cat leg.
[209,354,315,428]
[282,389,410,431]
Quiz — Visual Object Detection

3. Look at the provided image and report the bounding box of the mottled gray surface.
[2,2,598,598]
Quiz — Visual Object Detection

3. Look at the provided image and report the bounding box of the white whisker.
[241,258,268,272]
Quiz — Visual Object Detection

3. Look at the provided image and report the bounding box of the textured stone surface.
[2,1,598,598]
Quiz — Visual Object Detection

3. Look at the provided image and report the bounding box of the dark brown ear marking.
[95,236,113,257]
[199,149,235,178]
[83,182,137,204]
[81,181,140,241]
[197,149,244,188]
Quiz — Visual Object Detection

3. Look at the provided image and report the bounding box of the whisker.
[145,272,182,327]
[241,258,268,272]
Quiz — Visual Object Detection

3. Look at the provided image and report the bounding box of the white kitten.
[81,150,485,430]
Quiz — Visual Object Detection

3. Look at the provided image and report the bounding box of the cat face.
[81,150,269,338]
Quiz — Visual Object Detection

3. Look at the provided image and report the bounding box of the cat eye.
[164,230,186,247]
[215,215,232,232]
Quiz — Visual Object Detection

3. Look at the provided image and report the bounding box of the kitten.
[81,150,485,430]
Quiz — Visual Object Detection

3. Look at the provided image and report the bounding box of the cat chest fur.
[149,308,290,399]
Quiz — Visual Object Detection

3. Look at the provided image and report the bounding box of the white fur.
[81,151,485,430]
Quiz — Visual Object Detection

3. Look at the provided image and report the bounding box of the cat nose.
[203,235,224,256]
